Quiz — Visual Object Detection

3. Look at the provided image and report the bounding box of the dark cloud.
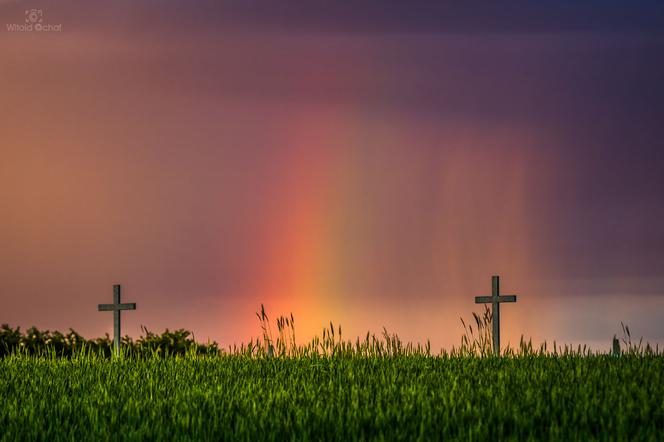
[4,1,664,35]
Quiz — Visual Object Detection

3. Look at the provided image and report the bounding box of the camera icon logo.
[25,9,43,24]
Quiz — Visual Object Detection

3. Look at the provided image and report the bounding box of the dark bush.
[0,324,220,358]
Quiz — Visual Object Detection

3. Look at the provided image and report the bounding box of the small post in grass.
[612,335,621,357]
[475,276,517,356]
[98,284,136,356]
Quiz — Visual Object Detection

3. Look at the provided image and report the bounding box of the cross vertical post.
[474,275,517,356]
[492,276,500,356]
[114,284,121,355]
[98,284,136,356]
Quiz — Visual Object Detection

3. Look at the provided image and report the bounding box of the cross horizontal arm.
[474,295,517,304]
[98,303,137,311]
[475,296,493,303]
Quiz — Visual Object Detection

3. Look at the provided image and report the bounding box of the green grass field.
[2,354,663,441]
[2,312,663,440]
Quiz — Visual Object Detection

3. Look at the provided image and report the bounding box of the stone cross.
[475,275,517,355]
[98,284,136,356]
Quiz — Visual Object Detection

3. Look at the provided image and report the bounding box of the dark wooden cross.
[475,275,517,355]
[98,284,136,356]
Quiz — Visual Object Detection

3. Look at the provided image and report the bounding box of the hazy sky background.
[2,1,664,350]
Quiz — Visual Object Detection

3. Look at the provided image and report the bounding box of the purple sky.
[1,1,664,350]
